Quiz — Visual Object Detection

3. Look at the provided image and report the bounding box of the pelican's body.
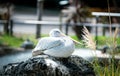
[32,29,75,57]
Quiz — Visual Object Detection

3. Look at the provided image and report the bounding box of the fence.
[0,19,120,34]
[0,12,120,45]
[92,12,120,44]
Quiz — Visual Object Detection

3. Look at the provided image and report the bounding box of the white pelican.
[32,29,80,57]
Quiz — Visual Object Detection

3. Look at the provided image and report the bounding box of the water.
[0,50,32,70]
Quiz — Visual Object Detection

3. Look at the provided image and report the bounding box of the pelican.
[32,29,80,57]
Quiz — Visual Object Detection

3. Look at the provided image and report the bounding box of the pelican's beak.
[70,38,82,45]
[60,32,66,37]
[61,33,82,45]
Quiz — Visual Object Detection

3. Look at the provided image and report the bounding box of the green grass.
[71,35,120,48]
[0,34,24,48]
[71,35,120,45]
[0,34,49,48]
[0,34,120,48]
[93,63,120,76]
[97,36,120,45]
[92,55,120,76]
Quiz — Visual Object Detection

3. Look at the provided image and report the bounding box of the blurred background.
[0,0,120,73]
[0,0,120,36]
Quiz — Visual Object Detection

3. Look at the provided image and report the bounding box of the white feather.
[32,37,63,55]
[44,37,75,57]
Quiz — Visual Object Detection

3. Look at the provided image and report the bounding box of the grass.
[82,26,120,76]
[97,36,120,46]
[93,62,120,76]
[0,34,49,48]
[0,34,120,48]
[71,35,120,49]
[0,34,23,48]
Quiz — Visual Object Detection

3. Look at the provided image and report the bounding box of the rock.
[21,39,34,49]
[100,45,120,54]
[1,55,96,76]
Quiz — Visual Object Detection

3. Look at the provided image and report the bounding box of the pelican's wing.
[43,37,75,57]
[33,37,63,53]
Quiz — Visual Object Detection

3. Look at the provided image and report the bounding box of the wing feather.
[33,37,63,52]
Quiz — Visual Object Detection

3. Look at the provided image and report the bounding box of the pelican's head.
[49,29,82,44]
[49,29,64,37]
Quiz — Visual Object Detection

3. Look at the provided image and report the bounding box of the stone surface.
[20,39,34,49]
[1,55,96,76]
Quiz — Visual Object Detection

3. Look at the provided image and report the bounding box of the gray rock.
[21,39,34,49]
[1,55,96,76]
